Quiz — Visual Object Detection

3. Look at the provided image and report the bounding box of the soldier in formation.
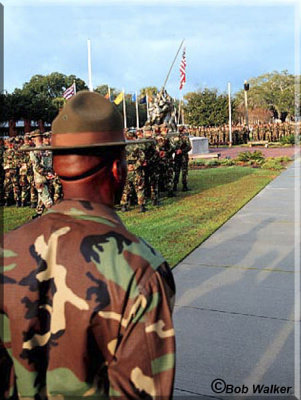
[189,122,296,144]
[120,130,147,213]
[1,131,62,214]
[120,124,192,212]
[173,125,192,192]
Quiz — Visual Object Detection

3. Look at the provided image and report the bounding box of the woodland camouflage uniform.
[120,140,147,212]
[142,132,160,206]
[1,200,175,399]
[0,140,4,204]
[172,130,192,192]
[3,139,21,206]
[155,134,175,197]
[1,91,175,399]
[30,149,53,216]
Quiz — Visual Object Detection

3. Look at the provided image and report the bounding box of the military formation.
[1,125,192,215]
[0,130,62,218]
[188,122,296,145]
[121,124,192,212]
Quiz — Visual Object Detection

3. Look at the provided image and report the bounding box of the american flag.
[179,47,186,90]
[63,82,76,100]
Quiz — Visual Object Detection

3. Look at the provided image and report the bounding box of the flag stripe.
[63,83,76,100]
[179,47,186,90]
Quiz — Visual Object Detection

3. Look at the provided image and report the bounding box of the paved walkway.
[173,158,300,399]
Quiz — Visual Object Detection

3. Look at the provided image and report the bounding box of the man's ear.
[112,159,123,183]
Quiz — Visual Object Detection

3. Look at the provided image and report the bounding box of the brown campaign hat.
[21,91,130,151]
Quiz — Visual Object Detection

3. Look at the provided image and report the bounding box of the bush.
[189,159,206,167]
[262,159,284,170]
[220,158,235,166]
[274,156,292,163]
[236,150,264,162]
[206,159,220,167]
[280,134,300,145]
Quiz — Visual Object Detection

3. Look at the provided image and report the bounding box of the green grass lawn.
[2,167,280,268]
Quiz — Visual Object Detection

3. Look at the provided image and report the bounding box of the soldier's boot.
[140,205,147,213]
[121,205,128,212]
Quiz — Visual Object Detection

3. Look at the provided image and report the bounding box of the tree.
[139,86,159,99]
[235,70,299,122]
[94,84,118,98]
[183,88,233,127]
[5,73,89,124]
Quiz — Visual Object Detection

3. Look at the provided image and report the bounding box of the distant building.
[0,119,51,137]
[0,4,3,94]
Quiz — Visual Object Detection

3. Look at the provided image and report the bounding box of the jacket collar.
[48,199,124,227]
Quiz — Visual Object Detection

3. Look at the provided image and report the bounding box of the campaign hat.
[21,91,130,151]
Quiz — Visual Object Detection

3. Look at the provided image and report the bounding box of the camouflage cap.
[30,129,42,138]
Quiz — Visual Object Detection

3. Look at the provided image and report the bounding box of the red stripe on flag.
[63,83,76,100]
[179,47,186,90]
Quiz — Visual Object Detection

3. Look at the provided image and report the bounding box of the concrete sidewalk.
[173,159,300,399]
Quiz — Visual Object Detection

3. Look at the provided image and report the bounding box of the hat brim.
[19,139,154,152]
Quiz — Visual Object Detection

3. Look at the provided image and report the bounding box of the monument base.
[189,137,209,155]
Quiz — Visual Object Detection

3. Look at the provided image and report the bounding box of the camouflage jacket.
[126,145,146,171]
[18,152,32,176]
[29,151,47,184]
[3,149,17,170]
[155,137,174,163]
[171,135,192,158]
[1,200,176,399]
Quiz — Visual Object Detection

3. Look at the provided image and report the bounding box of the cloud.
[3,2,296,96]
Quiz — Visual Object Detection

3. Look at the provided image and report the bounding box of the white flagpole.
[146,94,149,121]
[178,100,181,126]
[228,82,232,146]
[108,86,111,100]
[87,39,93,92]
[135,91,139,129]
[122,89,127,129]
[73,80,77,95]
[182,99,185,125]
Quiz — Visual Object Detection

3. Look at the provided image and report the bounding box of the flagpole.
[135,91,139,129]
[73,80,77,95]
[108,86,111,100]
[163,39,185,90]
[228,82,232,146]
[87,39,93,92]
[146,94,149,121]
[181,96,185,125]
[122,89,127,129]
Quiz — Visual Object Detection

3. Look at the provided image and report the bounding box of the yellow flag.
[114,92,123,105]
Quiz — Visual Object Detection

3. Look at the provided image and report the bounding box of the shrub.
[236,150,264,162]
[220,158,235,166]
[262,159,284,170]
[280,134,300,145]
[206,159,220,167]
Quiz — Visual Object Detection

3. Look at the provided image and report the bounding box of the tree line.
[0,70,299,132]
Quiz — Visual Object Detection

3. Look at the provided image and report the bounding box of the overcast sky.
[2,0,299,98]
